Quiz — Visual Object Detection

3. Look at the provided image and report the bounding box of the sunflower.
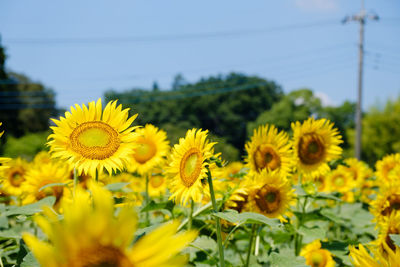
[1,158,30,196]
[244,170,296,222]
[224,161,245,180]
[325,165,354,194]
[349,243,400,267]
[33,151,54,165]
[344,158,372,187]
[0,122,11,173]
[300,240,335,267]
[292,118,342,179]
[375,212,400,254]
[148,168,168,197]
[167,128,216,205]
[23,183,197,267]
[21,160,71,207]
[245,124,292,177]
[128,124,169,175]
[370,182,400,222]
[376,153,400,182]
[47,98,139,178]
[225,185,249,213]
[0,122,4,138]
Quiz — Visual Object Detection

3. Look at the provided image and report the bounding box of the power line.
[3,19,339,45]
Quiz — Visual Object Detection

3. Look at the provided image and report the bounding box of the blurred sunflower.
[0,122,4,138]
[292,118,342,179]
[376,153,400,182]
[326,165,354,193]
[349,243,400,267]
[148,169,168,197]
[245,124,292,177]
[0,122,11,172]
[48,98,139,178]
[128,124,169,175]
[23,183,197,267]
[224,161,244,180]
[1,158,29,196]
[21,161,71,207]
[33,151,54,165]
[344,158,371,187]
[225,186,249,213]
[167,128,216,205]
[370,182,400,222]
[244,170,296,222]
[300,240,335,267]
[375,212,400,254]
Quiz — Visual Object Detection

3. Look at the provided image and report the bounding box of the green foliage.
[348,96,400,165]
[3,131,49,159]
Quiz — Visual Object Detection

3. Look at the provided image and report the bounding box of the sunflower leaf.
[4,197,56,216]
[105,182,130,192]
[213,210,279,226]
[390,234,400,247]
[39,182,69,192]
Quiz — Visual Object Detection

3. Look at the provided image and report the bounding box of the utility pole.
[342,0,378,160]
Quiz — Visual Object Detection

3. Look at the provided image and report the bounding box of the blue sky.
[0,0,399,110]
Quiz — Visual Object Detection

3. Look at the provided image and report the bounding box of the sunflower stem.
[245,224,257,267]
[95,169,99,183]
[206,167,225,267]
[145,174,150,226]
[294,195,308,255]
[188,199,194,230]
[73,168,78,195]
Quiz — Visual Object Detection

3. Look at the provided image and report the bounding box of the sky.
[0,0,399,110]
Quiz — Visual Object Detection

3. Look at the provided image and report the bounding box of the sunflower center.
[150,176,164,188]
[310,250,327,267]
[9,170,25,187]
[256,185,281,214]
[70,121,120,160]
[333,176,345,187]
[254,144,281,171]
[298,133,325,165]
[133,138,157,164]
[75,246,134,267]
[180,148,203,187]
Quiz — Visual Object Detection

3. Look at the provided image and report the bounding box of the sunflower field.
[0,98,399,267]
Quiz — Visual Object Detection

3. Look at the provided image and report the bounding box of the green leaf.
[268,251,308,267]
[297,226,325,242]
[4,196,56,216]
[0,229,21,239]
[213,210,279,226]
[105,182,130,192]
[141,200,175,213]
[390,234,400,247]
[39,182,69,192]
[191,236,217,251]
[21,252,39,267]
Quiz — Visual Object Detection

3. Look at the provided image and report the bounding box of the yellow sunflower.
[21,160,71,207]
[292,118,342,179]
[344,158,372,187]
[245,124,292,177]
[167,128,216,205]
[244,170,296,222]
[325,165,354,194]
[33,151,54,165]
[300,240,335,267]
[349,243,400,267]
[0,122,11,173]
[224,161,245,180]
[48,98,139,178]
[128,124,169,175]
[225,186,249,213]
[148,169,168,197]
[375,212,400,254]
[1,158,30,196]
[23,183,197,267]
[376,153,400,182]
[0,122,4,138]
[370,182,400,222]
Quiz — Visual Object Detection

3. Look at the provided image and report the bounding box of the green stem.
[188,199,194,230]
[145,174,150,226]
[206,167,225,267]
[245,224,257,267]
[95,169,99,182]
[177,201,213,231]
[295,196,308,255]
[73,168,78,195]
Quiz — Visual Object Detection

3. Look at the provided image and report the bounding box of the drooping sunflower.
[244,170,296,222]
[23,183,197,267]
[370,182,400,222]
[349,243,400,267]
[21,160,71,206]
[375,212,400,254]
[167,128,216,205]
[48,98,139,178]
[245,124,292,177]
[128,124,169,175]
[376,153,400,182]
[1,158,30,196]
[292,118,342,179]
[300,240,335,267]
